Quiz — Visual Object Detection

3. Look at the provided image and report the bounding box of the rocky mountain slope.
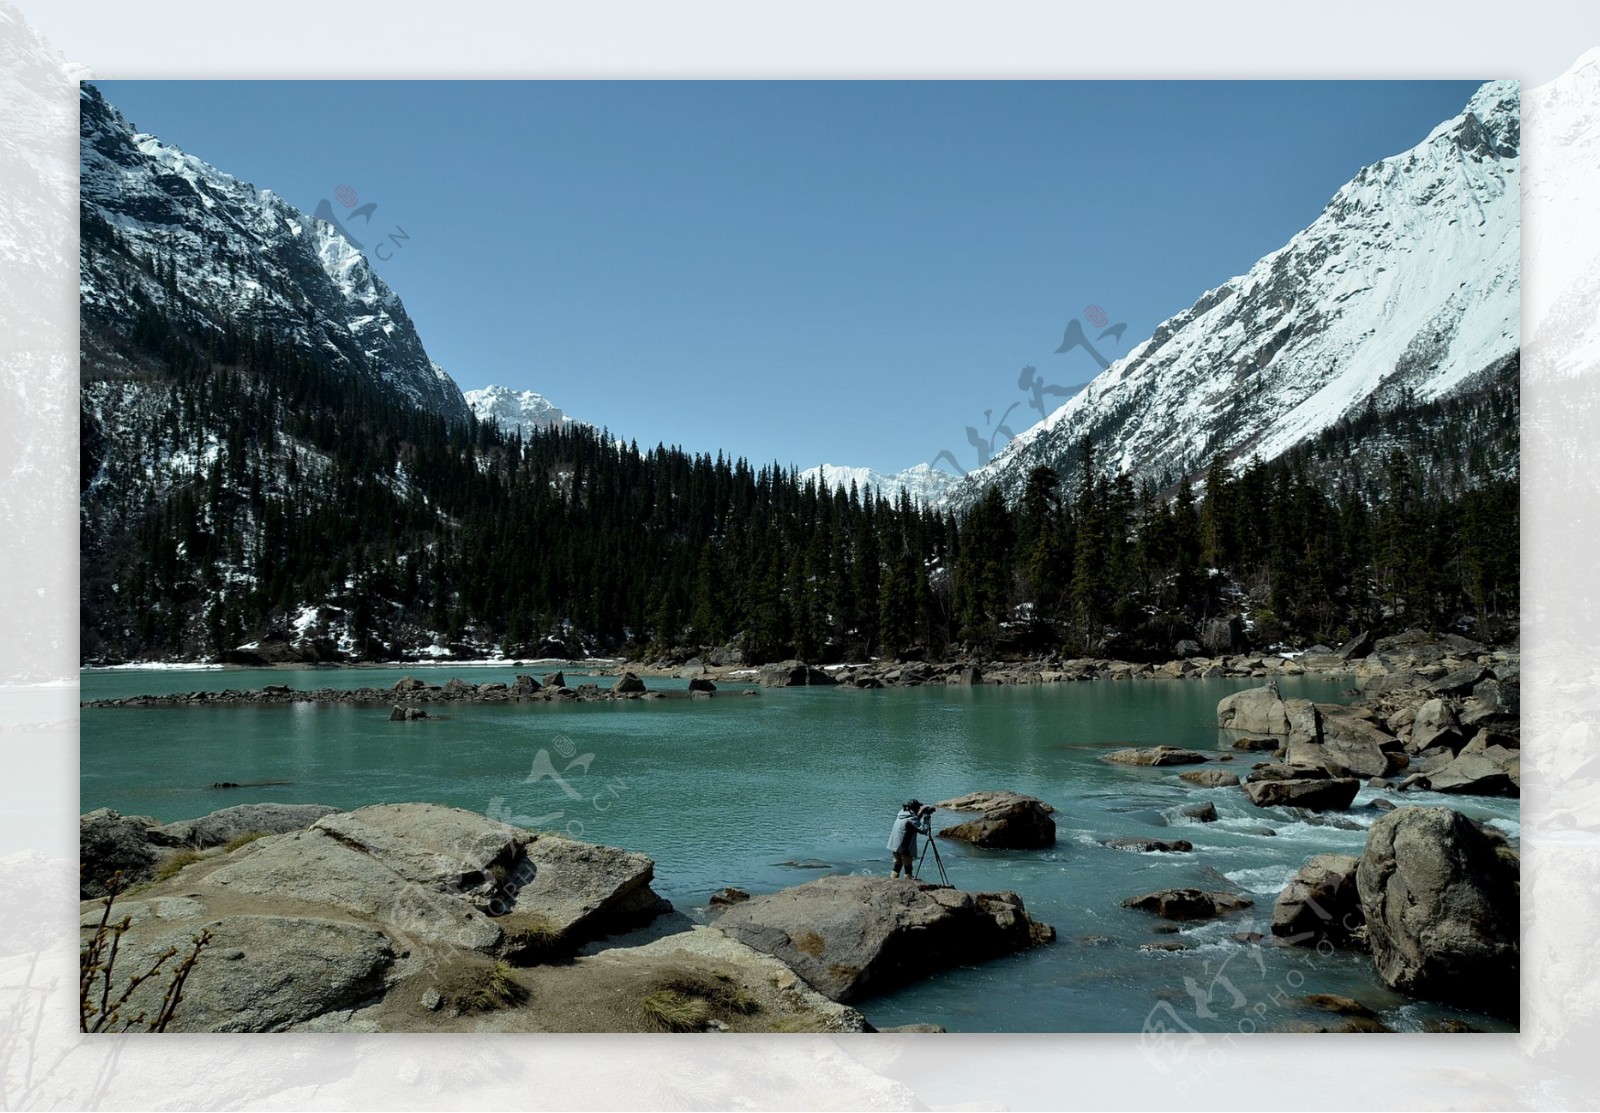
[79,83,467,423]
[952,80,1520,505]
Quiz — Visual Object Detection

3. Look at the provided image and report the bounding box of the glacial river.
[79,664,1519,1034]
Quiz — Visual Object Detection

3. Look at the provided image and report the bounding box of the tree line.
[80,298,1519,664]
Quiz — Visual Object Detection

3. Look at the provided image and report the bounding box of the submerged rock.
[1179,769,1240,787]
[1120,889,1253,921]
[712,875,1054,1002]
[1102,837,1192,854]
[1103,746,1210,766]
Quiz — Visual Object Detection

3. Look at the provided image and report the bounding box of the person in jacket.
[887,799,935,878]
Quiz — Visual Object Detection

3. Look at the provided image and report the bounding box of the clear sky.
[93,79,1487,475]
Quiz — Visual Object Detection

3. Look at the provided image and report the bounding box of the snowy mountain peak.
[959,79,1520,505]
[79,83,468,423]
[798,462,963,507]
[465,385,580,437]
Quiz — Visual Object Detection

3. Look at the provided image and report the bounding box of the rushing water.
[79,664,1518,1033]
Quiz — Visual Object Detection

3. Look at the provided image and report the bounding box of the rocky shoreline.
[83,628,1516,711]
[79,802,1056,1033]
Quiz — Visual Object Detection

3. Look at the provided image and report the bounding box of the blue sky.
[94,79,1487,475]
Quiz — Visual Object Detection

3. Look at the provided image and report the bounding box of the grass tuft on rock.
[641,988,712,1032]
[222,831,271,853]
[460,960,528,1013]
[152,848,205,883]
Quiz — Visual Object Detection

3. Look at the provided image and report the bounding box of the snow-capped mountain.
[79,83,468,422]
[465,385,580,437]
[959,79,1520,504]
[798,462,963,507]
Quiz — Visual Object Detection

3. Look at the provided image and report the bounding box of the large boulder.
[1103,746,1210,766]
[92,912,395,1032]
[516,835,668,942]
[1120,889,1253,921]
[1217,686,1289,736]
[1335,630,1375,660]
[1243,778,1362,811]
[153,803,342,849]
[611,671,647,695]
[1272,853,1363,943]
[1409,698,1464,753]
[712,875,1053,1002]
[1200,616,1246,655]
[1355,807,1518,1015]
[1286,707,1396,779]
[80,808,162,898]
[937,798,1056,849]
[758,661,837,687]
[1427,731,1521,797]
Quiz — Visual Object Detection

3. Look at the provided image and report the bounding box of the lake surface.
[79,664,1519,1033]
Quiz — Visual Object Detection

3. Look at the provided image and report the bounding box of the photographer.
[887,799,936,879]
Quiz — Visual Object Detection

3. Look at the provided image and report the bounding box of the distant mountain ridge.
[797,462,962,506]
[931,80,1519,506]
[464,385,580,437]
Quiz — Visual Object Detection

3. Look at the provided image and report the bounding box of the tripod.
[914,830,953,888]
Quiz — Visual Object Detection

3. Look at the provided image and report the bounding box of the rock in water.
[1103,746,1210,766]
[1355,806,1518,1015]
[1102,837,1192,854]
[611,671,647,695]
[758,660,837,687]
[1243,778,1362,812]
[711,875,1054,1002]
[1120,889,1253,921]
[936,791,1057,815]
[937,798,1056,849]
[1179,769,1240,787]
[1217,686,1289,735]
[1272,853,1363,943]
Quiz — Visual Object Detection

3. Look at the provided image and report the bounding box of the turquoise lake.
[79,664,1519,1033]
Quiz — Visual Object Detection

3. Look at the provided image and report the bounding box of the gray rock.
[1243,778,1362,811]
[1231,737,1281,752]
[1169,801,1218,824]
[1272,853,1363,943]
[1103,746,1210,766]
[1200,616,1246,655]
[107,914,394,1033]
[1287,707,1395,779]
[1355,806,1518,1015]
[1120,889,1253,921]
[936,791,1056,814]
[1335,630,1375,660]
[713,875,1053,1002]
[1217,686,1289,736]
[516,834,667,942]
[611,671,647,695]
[1409,698,1463,753]
[1174,639,1203,658]
[1427,731,1520,797]
[154,803,342,849]
[686,676,717,694]
[1179,769,1240,787]
[1430,665,1492,697]
[937,798,1056,849]
[80,808,162,898]
[758,660,837,687]
[1103,837,1193,853]
[389,705,429,721]
[1244,763,1335,783]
